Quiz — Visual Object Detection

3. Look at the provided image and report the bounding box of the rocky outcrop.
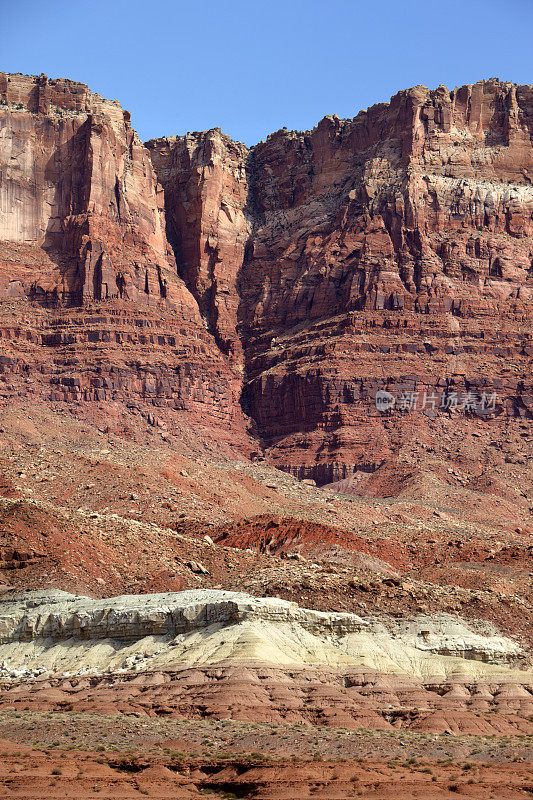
[0,73,251,444]
[147,79,533,482]
[1,663,532,736]
[0,589,367,644]
[240,81,533,330]
[0,589,525,677]
[147,130,250,361]
[0,590,530,739]
[243,82,532,480]
[0,72,178,306]
[0,74,531,478]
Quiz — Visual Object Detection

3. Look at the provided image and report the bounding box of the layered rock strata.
[146,131,250,361]
[0,590,525,676]
[0,74,531,477]
[0,589,367,643]
[2,664,531,735]
[0,590,531,736]
[0,73,250,443]
[0,73,175,305]
[147,79,533,481]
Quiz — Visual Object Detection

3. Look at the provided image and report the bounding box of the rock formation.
[0,73,531,479]
[0,589,526,676]
[0,590,531,738]
[0,72,532,792]
[147,79,533,482]
[0,72,175,305]
[0,73,250,445]
[147,130,250,361]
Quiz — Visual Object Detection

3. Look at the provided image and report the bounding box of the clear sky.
[3,0,532,146]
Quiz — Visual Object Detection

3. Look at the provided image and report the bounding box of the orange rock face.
[148,79,532,481]
[147,130,250,361]
[0,75,532,479]
[0,73,250,445]
[0,72,176,305]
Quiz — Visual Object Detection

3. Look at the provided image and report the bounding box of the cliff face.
[0,74,531,480]
[147,131,250,361]
[147,79,533,482]
[0,73,250,446]
[242,81,533,327]
[0,72,179,305]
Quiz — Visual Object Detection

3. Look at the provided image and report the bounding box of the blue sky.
[3,0,532,145]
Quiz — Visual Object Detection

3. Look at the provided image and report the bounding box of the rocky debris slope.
[0,733,531,800]
[0,402,530,654]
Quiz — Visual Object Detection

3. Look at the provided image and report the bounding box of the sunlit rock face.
[0,75,531,477]
[149,80,532,481]
[0,73,251,446]
[0,72,183,306]
[0,589,525,677]
[147,130,251,362]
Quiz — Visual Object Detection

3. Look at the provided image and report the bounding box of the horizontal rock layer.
[0,589,367,643]
[0,74,532,478]
[2,664,531,735]
[0,590,525,677]
[147,79,533,480]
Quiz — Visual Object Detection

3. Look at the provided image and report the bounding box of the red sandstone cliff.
[0,74,531,481]
[147,79,532,482]
[0,73,250,447]
[147,130,250,362]
[0,72,181,306]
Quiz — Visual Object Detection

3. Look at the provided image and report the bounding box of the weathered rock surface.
[0,73,175,305]
[0,590,526,680]
[0,73,251,444]
[1,74,531,478]
[2,664,533,735]
[147,78,533,482]
[0,588,366,644]
[0,590,531,737]
[147,130,250,360]
[0,74,532,787]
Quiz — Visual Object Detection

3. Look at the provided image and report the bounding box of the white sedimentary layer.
[0,590,527,681]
